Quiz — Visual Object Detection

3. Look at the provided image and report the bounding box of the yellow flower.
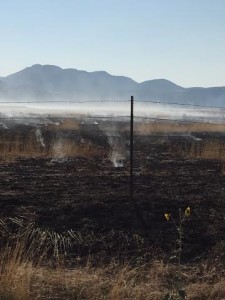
[164,213,171,221]
[185,207,191,217]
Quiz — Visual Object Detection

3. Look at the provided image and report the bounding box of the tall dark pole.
[130,96,146,229]
[130,96,134,202]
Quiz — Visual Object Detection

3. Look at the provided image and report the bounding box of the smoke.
[110,150,125,167]
[35,127,45,147]
[0,123,8,130]
[99,123,126,167]
[186,133,202,141]
[51,138,67,163]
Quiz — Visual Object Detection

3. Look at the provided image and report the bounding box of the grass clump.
[0,218,224,299]
[0,218,69,299]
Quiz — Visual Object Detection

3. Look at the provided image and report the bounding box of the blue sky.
[1,0,225,87]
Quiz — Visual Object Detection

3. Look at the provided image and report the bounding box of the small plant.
[164,207,191,264]
[163,207,191,300]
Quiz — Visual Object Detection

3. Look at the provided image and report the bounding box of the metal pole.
[130,96,134,202]
[130,96,146,229]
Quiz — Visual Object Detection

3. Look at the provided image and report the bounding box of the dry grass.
[0,248,33,299]
[52,138,105,158]
[3,260,224,300]
[170,138,225,162]
[187,140,225,161]
[0,131,106,161]
[1,119,225,162]
[47,119,81,130]
[33,263,165,299]
[0,134,46,159]
[49,119,225,135]
[0,221,44,299]
[135,121,225,134]
[0,219,225,299]
[0,218,74,299]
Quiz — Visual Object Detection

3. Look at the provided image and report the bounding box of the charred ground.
[0,121,225,261]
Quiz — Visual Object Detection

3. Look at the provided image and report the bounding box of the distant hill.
[1,64,225,106]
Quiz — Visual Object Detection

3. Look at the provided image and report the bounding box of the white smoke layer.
[0,102,224,125]
[35,128,45,148]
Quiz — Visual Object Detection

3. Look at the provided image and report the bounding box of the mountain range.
[0,64,225,106]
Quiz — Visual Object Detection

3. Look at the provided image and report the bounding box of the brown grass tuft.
[188,140,225,161]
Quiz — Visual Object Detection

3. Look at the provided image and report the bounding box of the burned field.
[0,119,225,261]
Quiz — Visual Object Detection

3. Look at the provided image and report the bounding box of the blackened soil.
[0,134,225,259]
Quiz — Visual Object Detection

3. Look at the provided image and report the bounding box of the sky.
[1,0,225,87]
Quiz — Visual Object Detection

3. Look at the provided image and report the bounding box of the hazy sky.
[1,0,225,87]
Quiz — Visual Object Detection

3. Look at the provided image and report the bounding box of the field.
[1,118,225,299]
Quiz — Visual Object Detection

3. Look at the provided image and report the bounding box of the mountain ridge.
[1,64,225,106]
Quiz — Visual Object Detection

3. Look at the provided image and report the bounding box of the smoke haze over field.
[0,101,224,126]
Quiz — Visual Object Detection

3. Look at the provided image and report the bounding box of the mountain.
[1,64,225,106]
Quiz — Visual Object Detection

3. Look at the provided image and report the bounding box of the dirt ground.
[0,123,225,261]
